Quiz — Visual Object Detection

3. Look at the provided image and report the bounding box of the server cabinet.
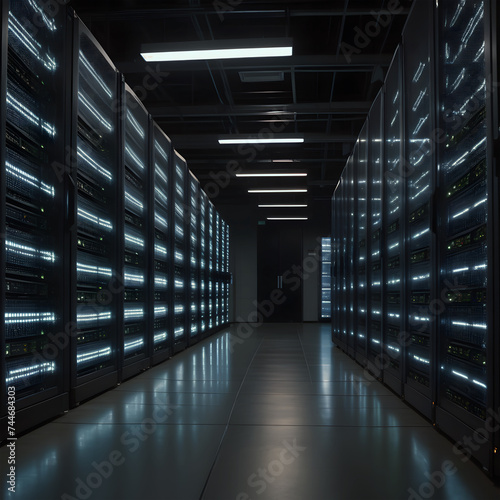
[331,193,340,344]
[367,91,384,363]
[121,83,150,379]
[2,0,69,436]
[382,47,405,395]
[151,123,172,363]
[215,211,221,327]
[173,151,188,352]
[320,237,332,320]
[0,0,6,434]
[403,0,436,418]
[337,169,349,350]
[220,217,226,326]
[208,203,214,330]
[188,172,201,344]
[435,0,491,469]
[199,189,208,336]
[71,18,120,403]
[355,123,368,363]
[220,221,226,326]
[346,155,357,358]
[490,0,500,477]
[224,222,230,325]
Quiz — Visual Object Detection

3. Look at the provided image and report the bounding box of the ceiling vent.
[239,71,285,83]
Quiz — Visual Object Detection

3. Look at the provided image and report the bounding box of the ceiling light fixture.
[141,38,293,62]
[248,189,307,193]
[219,137,304,145]
[236,173,307,178]
[258,204,308,208]
[267,217,309,221]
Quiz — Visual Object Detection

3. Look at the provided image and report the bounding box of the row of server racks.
[0,1,231,440]
[331,0,500,477]
[321,237,331,320]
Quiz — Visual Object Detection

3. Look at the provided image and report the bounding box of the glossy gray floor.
[2,323,500,500]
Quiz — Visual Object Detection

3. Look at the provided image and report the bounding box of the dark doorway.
[257,224,303,322]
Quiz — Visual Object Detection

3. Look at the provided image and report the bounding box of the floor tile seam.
[198,332,266,499]
[296,325,314,383]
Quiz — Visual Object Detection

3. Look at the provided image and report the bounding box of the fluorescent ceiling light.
[267,217,308,221]
[219,138,303,145]
[141,38,292,62]
[259,204,308,208]
[236,172,307,178]
[248,189,307,193]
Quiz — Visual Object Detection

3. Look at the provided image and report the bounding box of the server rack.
[435,0,492,469]
[70,16,120,403]
[172,151,188,352]
[221,221,226,325]
[367,91,384,363]
[346,155,357,358]
[224,222,230,325]
[382,47,405,395]
[320,238,331,320]
[336,168,348,351]
[403,0,436,419]
[151,123,172,363]
[188,172,201,345]
[121,83,150,380]
[208,203,214,330]
[0,0,7,435]
[490,0,500,477]
[199,189,208,337]
[355,122,368,363]
[331,193,340,344]
[2,0,69,436]
[215,211,221,327]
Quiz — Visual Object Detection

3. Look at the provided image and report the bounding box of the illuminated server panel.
[320,238,331,319]
[72,21,119,400]
[122,85,149,376]
[199,189,208,336]
[331,191,342,345]
[220,221,226,325]
[2,0,67,432]
[339,176,348,349]
[403,1,435,416]
[215,211,221,327]
[367,91,383,361]
[346,156,356,358]
[355,123,368,362]
[188,172,200,342]
[208,203,214,329]
[436,0,489,435]
[152,124,171,361]
[173,151,187,352]
[337,161,351,350]
[224,222,230,324]
[382,47,405,395]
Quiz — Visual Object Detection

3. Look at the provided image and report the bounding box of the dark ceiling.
[69,0,413,223]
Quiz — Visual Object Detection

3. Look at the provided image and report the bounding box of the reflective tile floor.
[2,323,500,499]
